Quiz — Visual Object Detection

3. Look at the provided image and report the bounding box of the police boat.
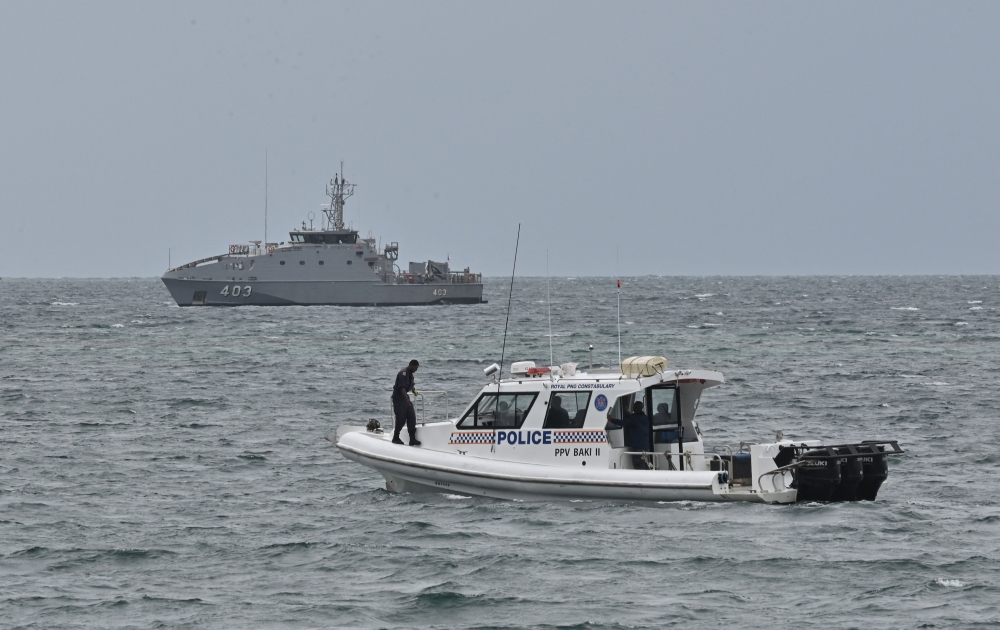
[333,356,904,503]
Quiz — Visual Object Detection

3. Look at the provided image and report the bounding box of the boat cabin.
[414,357,723,472]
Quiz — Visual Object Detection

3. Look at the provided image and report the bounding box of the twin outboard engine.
[776,441,903,503]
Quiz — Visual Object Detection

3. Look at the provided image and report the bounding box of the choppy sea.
[1,276,998,629]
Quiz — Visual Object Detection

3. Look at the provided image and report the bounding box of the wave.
[935,578,964,587]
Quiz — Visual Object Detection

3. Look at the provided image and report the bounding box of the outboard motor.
[855,442,890,501]
[832,447,864,502]
[793,449,841,502]
[784,441,902,503]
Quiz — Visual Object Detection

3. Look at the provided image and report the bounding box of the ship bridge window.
[542,391,591,429]
[289,232,358,244]
[457,393,537,430]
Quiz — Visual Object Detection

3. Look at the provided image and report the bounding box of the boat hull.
[335,429,761,503]
[161,277,484,306]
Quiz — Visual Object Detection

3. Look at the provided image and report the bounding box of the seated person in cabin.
[653,402,671,426]
[495,401,513,427]
[546,396,571,428]
[607,401,651,470]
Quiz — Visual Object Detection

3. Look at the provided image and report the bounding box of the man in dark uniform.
[392,360,421,446]
[607,400,651,470]
[546,395,571,428]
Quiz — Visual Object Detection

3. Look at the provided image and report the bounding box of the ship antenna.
[547,249,553,367]
[493,223,520,452]
[264,149,268,244]
[325,160,355,231]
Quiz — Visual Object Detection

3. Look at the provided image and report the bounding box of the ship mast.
[324,161,355,230]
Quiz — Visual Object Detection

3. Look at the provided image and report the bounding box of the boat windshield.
[457,393,537,429]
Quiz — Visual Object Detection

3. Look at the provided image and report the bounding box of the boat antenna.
[498,223,520,381]
[493,223,520,452]
[617,245,622,365]
[547,249,553,367]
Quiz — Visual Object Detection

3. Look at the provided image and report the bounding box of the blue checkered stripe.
[449,431,494,445]
[553,430,607,444]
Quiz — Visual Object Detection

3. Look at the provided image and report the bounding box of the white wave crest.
[936,578,964,587]
[891,307,920,311]
[50,302,79,306]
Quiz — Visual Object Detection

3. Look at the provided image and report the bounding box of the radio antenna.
[264,149,268,244]
[493,223,520,453]
[499,223,520,380]
[547,249,553,367]
[617,245,621,365]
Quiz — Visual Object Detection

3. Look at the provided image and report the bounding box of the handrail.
[618,450,726,472]
[412,391,449,425]
[386,391,451,431]
[168,254,225,272]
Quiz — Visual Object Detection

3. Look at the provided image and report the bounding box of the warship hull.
[162,277,484,306]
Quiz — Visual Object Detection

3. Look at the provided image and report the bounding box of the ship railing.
[168,254,225,272]
[447,272,481,284]
[380,271,481,285]
[227,244,268,257]
[617,450,728,473]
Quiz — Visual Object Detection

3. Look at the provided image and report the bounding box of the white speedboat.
[334,357,903,503]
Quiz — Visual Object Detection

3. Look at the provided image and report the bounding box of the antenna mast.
[617,245,621,365]
[264,149,268,244]
[324,160,355,230]
[547,249,553,367]
[493,223,521,453]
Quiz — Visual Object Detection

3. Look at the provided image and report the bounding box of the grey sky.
[1,1,997,278]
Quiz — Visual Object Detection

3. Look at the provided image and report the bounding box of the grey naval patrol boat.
[162,171,485,306]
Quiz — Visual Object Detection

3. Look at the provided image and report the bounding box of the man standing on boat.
[607,401,651,470]
[392,360,421,446]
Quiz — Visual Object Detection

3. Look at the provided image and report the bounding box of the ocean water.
[1,276,998,629]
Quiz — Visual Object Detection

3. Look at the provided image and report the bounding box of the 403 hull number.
[221,285,252,297]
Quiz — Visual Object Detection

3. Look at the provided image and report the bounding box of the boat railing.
[411,391,450,425]
[618,450,728,473]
